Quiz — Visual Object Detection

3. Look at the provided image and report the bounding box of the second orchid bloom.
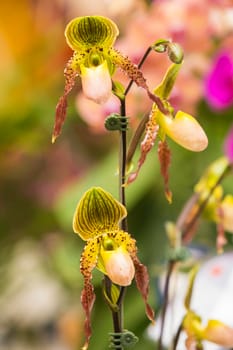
[127,62,208,201]
[73,187,154,349]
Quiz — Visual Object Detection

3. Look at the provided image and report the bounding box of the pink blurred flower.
[224,126,233,162]
[205,51,233,110]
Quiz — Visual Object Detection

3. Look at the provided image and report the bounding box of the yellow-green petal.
[73,187,127,240]
[154,63,182,99]
[65,16,119,51]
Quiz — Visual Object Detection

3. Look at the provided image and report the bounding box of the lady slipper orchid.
[127,63,208,202]
[194,157,233,251]
[53,15,163,142]
[73,187,154,349]
[182,267,233,349]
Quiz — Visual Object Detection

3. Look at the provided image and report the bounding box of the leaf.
[158,140,172,203]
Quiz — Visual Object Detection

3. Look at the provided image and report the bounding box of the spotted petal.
[52,57,78,143]
[73,187,127,240]
[80,237,99,350]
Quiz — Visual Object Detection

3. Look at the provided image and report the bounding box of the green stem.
[157,261,176,350]
[109,46,156,349]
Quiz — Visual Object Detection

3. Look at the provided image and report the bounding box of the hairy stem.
[124,46,153,96]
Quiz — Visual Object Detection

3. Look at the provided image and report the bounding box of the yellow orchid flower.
[53,15,161,142]
[194,157,232,251]
[182,267,233,349]
[127,62,208,202]
[73,187,154,349]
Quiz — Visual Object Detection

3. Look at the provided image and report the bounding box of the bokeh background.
[1,0,233,349]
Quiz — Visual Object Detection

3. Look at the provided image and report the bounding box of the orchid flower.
[73,187,154,349]
[182,267,233,349]
[52,15,164,142]
[127,62,208,202]
[194,157,233,252]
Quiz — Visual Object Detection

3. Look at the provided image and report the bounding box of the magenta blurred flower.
[224,126,233,162]
[205,51,233,110]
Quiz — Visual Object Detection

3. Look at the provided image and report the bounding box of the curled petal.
[65,16,119,51]
[202,320,233,347]
[73,187,127,240]
[158,111,208,152]
[158,140,172,203]
[80,61,112,104]
[100,245,135,286]
[52,58,78,142]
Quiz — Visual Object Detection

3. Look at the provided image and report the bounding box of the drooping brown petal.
[80,238,99,349]
[81,279,96,350]
[131,254,155,323]
[158,140,172,203]
[126,110,159,185]
[52,57,78,143]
